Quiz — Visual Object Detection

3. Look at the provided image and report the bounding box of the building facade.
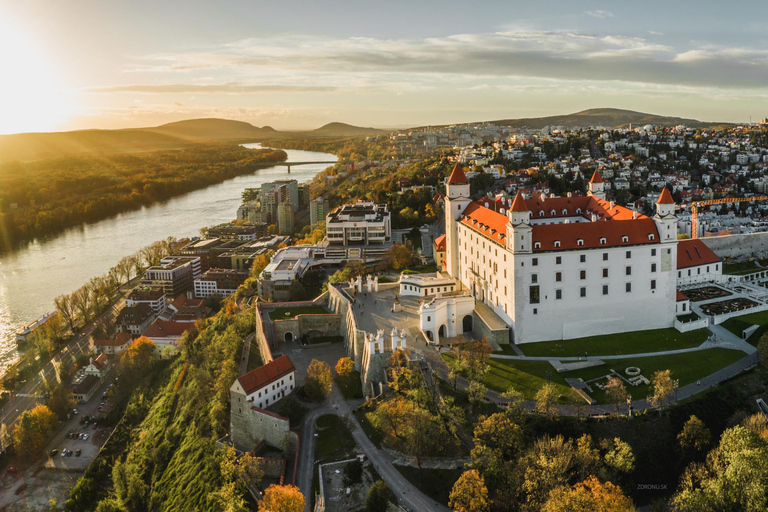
[326,201,391,245]
[193,269,250,298]
[444,165,678,343]
[230,355,296,411]
[310,197,330,227]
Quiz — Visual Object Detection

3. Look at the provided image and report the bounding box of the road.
[297,384,451,512]
[0,281,135,429]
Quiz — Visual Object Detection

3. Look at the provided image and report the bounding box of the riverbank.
[0,146,337,377]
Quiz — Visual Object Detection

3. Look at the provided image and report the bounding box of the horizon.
[1,1,768,135]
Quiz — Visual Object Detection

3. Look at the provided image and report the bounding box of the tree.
[304,359,333,401]
[467,380,488,413]
[54,294,76,332]
[535,382,559,417]
[12,405,58,458]
[542,476,636,512]
[449,469,490,512]
[343,458,363,485]
[259,484,305,512]
[447,355,463,390]
[71,285,93,323]
[677,415,711,457]
[384,243,414,271]
[250,251,274,279]
[605,377,628,415]
[118,336,157,384]
[648,369,675,410]
[366,480,392,512]
[335,357,355,379]
[601,438,635,476]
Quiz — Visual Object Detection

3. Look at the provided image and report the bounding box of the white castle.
[441,164,679,343]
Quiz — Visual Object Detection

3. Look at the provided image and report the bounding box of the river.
[0,143,336,376]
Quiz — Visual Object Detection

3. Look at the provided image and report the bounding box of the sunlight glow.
[0,12,74,134]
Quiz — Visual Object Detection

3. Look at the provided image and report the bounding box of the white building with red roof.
[442,167,679,343]
[230,355,296,410]
[676,238,722,286]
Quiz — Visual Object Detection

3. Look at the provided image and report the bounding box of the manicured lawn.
[451,347,748,405]
[721,310,768,345]
[492,344,518,355]
[394,466,462,506]
[315,414,356,462]
[335,371,364,400]
[518,328,709,357]
[268,306,330,320]
[723,259,766,275]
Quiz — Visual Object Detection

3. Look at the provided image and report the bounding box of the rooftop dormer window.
[599,237,606,245]
[577,239,584,246]
[622,236,629,243]
[534,242,541,249]
[554,241,561,248]
[562,209,568,215]
[551,209,556,216]
[576,208,582,215]
[648,234,655,241]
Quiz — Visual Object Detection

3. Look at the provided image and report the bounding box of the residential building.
[142,319,195,356]
[126,287,166,314]
[230,355,296,411]
[277,202,295,235]
[93,332,133,355]
[326,201,391,245]
[142,256,201,297]
[194,269,250,298]
[83,353,112,381]
[117,303,155,335]
[72,374,100,403]
[310,197,330,227]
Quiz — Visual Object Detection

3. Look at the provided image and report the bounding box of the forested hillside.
[0,145,286,251]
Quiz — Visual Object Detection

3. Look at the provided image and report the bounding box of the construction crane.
[676,196,768,238]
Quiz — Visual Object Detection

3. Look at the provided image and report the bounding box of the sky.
[1,0,768,134]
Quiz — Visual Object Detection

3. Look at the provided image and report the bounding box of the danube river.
[0,144,336,376]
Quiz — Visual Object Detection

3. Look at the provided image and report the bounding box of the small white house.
[231,355,296,410]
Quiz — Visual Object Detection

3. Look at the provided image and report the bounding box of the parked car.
[75,450,81,457]
[7,466,17,474]
[72,409,78,415]
[78,433,84,440]
[66,450,73,457]
[92,422,98,429]
[50,449,58,456]
[60,450,66,457]
[83,434,89,440]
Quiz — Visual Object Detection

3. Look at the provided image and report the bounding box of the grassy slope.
[721,310,768,344]
[519,328,709,357]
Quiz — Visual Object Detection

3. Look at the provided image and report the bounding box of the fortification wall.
[701,232,768,260]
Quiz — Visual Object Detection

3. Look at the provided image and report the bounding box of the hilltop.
[0,118,380,163]
[487,108,730,130]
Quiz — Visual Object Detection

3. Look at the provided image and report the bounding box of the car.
[50,449,58,456]
[73,409,78,415]
[66,450,72,457]
[60,450,67,457]
[75,450,81,457]
[78,433,84,440]
[7,466,18,474]
[83,434,89,440]
[83,421,89,427]
[92,422,97,429]
[98,406,103,411]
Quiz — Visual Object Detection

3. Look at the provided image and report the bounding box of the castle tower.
[506,192,532,254]
[587,170,606,200]
[654,188,677,242]
[444,164,472,278]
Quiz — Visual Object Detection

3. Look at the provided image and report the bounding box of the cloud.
[85,83,338,94]
[585,10,614,19]
[111,29,768,93]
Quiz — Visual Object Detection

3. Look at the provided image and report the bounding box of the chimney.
[540,193,547,202]
[632,210,638,219]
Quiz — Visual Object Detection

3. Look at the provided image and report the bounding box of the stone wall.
[252,302,274,363]
[257,457,286,482]
[701,232,768,260]
[273,314,342,344]
[230,393,293,452]
[327,284,367,369]
[473,310,511,349]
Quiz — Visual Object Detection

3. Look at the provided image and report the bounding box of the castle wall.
[701,232,768,260]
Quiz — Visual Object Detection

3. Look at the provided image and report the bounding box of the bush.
[366,480,392,512]
[343,458,363,486]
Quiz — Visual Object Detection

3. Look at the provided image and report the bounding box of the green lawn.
[315,414,357,462]
[518,328,709,357]
[721,310,768,345]
[480,347,747,405]
[335,371,364,400]
[723,260,766,275]
[268,306,331,320]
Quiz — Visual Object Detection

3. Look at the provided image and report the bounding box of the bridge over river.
[272,160,337,172]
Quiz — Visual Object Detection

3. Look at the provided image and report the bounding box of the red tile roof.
[238,355,296,395]
[94,332,132,348]
[510,192,528,212]
[459,196,659,251]
[143,319,195,338]
[677,239,721,269]
[433,234,446,251]
[676,291,688,302]
[657,188,675,204]
[589,170,605,184]
[447,164,468,185]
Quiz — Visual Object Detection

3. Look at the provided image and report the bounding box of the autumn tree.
[71,285,93,323]
[677,415,712,458]
[118,336,158,385]
[304,359,333,401]
[384,243,414,271]
[366,480,392,512]
[249,251,274,279]
[449,469,490,512]
[470,412,523,497]
[259,484,305,512]
[648,369,675,411]
[542,476,636,512]
[335,357,355,380]
[54,294,76,332]
[535,382,559,417]
[605,377,628,415]
[12,405,58,458]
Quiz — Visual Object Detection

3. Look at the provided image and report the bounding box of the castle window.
[580,287,586,298]
[603,285,608,295]
[533,258,539,266]
[556,289,562,300]
[534,242,541,249]
[603,252,608,261]
[556,256,562,264]
[652,248,657,256]
[599,237,606,245]
[532,274,538,283]
[580,270,586,280]
[577,239,584,246]
[529,286,540,304]
[580,255,586,263]
[554,241,561,248]
[648,234,655,241]
[626,250,632,258]
[556,272,562,282]
[540,210,545,216]
[626,266,632,276]
[651,263,657,272]
[562,209,568,215]
[551,209,556,216]
[651,280,657,290]
[626,282,632,292]
[576,208,582,214]
[603,268,608,278]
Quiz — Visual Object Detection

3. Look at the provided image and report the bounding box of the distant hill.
[312,122,385,136]
[487,108,730,130]
[0,118,378,163]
